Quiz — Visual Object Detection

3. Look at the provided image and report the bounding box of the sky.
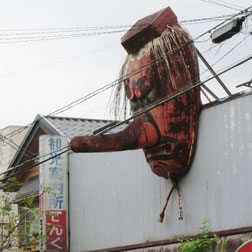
[0,0,251,130]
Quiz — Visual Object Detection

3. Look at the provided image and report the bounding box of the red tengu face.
[70,25,201,182]
[122,27,201,180]
[124,55,158,111]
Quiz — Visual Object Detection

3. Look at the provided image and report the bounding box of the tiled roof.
[12,175,39,203]
[44,116,129,139]
[5,114,130,184]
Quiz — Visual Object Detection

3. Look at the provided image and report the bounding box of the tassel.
[158,183,176,223]
[176,186,183,220]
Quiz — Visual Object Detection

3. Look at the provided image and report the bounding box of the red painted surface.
[236,240,252,252]
[121,7,178,54]
[46,210,67,251]
[70,7,201,181]
[70,7,201,220]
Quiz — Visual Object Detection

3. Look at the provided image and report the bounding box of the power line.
[0,14,236,33]
[2,6,252,175]
[2,54,251,182]
[216,0,245,10]
[0,146,38,168]
[200,32,251,77]
[218,0,244,10]
[3,6,251,141]
[0,43,120,80]
[200,0,243,11]
[0,30,128,44]
[0,134,35,159]
[0,14,249,44]
[1,42,194,139]
[0,145,69,178]
[0,7,250,182]
[2,6,251,143]
[94,54,252,135]
[0,147,70,182]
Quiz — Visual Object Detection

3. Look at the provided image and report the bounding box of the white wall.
[69,92,252,251]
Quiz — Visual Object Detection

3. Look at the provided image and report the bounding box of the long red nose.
[70,115,159,153]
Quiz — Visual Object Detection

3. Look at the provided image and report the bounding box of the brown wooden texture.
[70,8,201,182]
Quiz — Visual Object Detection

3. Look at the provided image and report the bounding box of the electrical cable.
[0,30,127,44]
[0,39,195,140]
[0,134,35,159]
[0,7,250,184]
[200,0,243,11]
[2,6,251,143]
[80,101,110,118]
[0,42,120,82]
[0,134,36,156]
[0,145,70,178]
[200,32,251,77]
[93,54,252,135]
[2,6,251,142]
[1,54,251,182]
[0,147,70,182]
[0,13,250,44]
[0,14,236,34]
[216,0,245,10]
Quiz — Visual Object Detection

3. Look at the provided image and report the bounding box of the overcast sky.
[0,0,251,130]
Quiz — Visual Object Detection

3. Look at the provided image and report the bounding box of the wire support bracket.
[196,48,232,97]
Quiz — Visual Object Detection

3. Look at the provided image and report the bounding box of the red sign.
[236,240,252,252]
[46,210,67,251]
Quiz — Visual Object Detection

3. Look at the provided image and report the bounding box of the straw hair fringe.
[110,25,198,120]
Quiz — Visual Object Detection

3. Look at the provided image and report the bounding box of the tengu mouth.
[144,142,173,162]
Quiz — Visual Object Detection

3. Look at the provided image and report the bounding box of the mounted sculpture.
[70,7,201,223]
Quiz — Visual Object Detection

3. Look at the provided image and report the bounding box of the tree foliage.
[0,178,52,251]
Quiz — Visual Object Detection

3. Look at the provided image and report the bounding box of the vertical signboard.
[39,135,68,251]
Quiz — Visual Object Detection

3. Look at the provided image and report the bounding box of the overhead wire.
[80,101,110,118]
[0,143,38,167]
[4,44,251,172]
[0,42,120,81]
[200,0,243,11]
[216,0,245,10]
[0,150,32,168]
[0,14,236,33]
[2,5,252,141]
[1,53,251,182]
[201,32,251,77]
[0,134,35,156]
[0,134,36,159]
[0,144,70,178]
[3,66,252,182]
[94,54,252,135]
[1,5,252,151]
[0,30,127,44]
[0,146,70,182]
[0,14,245,44]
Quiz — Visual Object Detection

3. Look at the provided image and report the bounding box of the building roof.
[4,114,129,182]
[44,115,129,140]
[12,175,39,203]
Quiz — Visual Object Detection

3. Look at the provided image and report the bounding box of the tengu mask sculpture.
[70,7,201,223]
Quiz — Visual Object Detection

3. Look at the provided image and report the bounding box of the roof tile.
[45,116,129,139]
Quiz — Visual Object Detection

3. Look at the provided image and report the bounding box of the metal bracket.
[236,79,252,88]
[196,48,232,97]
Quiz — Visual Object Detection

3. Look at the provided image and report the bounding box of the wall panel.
[69,93,252,251]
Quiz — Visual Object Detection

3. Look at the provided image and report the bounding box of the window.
[19,200,39,248]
